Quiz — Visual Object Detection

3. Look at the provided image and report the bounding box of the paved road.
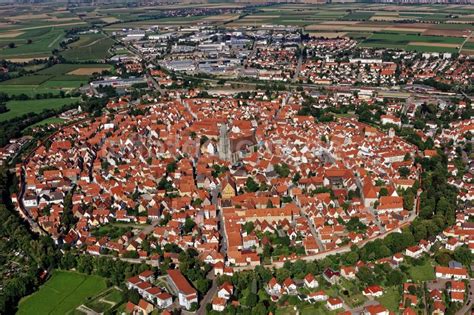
[197,273,217,315]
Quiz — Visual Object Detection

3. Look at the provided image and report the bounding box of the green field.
[376,286,401,312]
[0,85,62,97]
[406,260,435,282]
[17,270,107,315]
[0,63,112,97]
[61,34,115,61]
[29,117,65,128]
[0,26,82,59]
[0,98,79,122]
[343,11,374,21]
[361,32,464,52]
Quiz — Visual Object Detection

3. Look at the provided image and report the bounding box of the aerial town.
[0,1,472,315]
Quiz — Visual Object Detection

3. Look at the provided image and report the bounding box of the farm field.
[17,270,107,315]
[360,32,465,52]
[0,64,112,96]
[0,24,85,60]
[222,3,474,53]
[0,97,80,122]
[61,33,115,61]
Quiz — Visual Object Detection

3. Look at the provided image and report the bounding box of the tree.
[453,246,472,266]
[292,172,301,184]
[386,269,404,286]
[274,163,290,178]
[195,278,211,294]
[0,103,8,114]
[245,177,259,192]
[183,217,196,234]
[399,166,410,178]
[8,42,15,48]
[127,289,140,304]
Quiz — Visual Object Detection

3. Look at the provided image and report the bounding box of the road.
[196,273,217,315]
[459,30,473,53]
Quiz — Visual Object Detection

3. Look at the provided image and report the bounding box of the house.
[217,282,233,300]
[326,297,343,311]
[138,299,154,315]
[403,307,417,315]
[307,290,328,303]
[267,277,282,296]
[156,292,173,309]
[282,278,297,294]
[433,301,446,314]
[139,270,155,283]
[323,268,340,284]
[364,303,390,315]
[445,238,461,251]
[125,301,139,314]
[435,266,468,280]
[340,266,356,280]
[404,245,423,259]
[450,291,464,303]
[304,273,319,289]
[167,269,198,310]
[127,276,142,290]
[212,296,226,312]
[448,280,465,293]
[363,285,384,298]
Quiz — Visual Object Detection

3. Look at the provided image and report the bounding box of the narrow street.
[197,273,217,315]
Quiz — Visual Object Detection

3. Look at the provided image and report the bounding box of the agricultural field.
[361,32,465,53]
[17,270,108,315]
[223,3,474,53]
[61,33,115,62]
[0,97,80,122]
[0,63,112,96]
[0,8,87,60]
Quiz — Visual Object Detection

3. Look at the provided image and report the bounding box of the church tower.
[219,123,231,162]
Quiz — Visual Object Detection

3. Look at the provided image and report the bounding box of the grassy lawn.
[275,306,297,315]
[339,278,367,308]
[90,224,133,240]
[300,303,338,315]
[29,117,65,128]
[406,259,435,282]
[376,286,401,312]
[103,288,124,304]
[0,98,79,122]
[18,270,108,315]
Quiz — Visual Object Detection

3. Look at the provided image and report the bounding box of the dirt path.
[48,33,63,48]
